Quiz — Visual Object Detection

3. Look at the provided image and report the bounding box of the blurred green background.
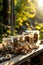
[0,0,43,43]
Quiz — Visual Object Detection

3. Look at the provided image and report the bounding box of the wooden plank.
[0,44,43,65]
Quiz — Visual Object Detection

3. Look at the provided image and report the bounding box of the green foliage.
[0,0,43,39]
[2,25,11,37]
[0,0,11,38]
[14,0,36,33]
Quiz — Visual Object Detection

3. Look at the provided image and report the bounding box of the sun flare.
[38,0,43,7]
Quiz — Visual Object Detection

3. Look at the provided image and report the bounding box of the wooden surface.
[0,43,43,65]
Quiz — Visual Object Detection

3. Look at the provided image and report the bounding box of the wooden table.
[0,43,43,65]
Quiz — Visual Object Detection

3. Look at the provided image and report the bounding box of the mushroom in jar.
[33,33,38,43]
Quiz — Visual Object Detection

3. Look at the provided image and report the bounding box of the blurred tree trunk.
[11,0,14,36]
[3,0,9,25]
[3,0,15,36]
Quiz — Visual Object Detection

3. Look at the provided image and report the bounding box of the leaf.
[36,25,41,29]
[28,27,32,30]
[25,23,29,26]
[19,22,22,26]
[7,30,11,34]
[41,29,43,32]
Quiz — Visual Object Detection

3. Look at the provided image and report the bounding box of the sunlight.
[38,0,43,7]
